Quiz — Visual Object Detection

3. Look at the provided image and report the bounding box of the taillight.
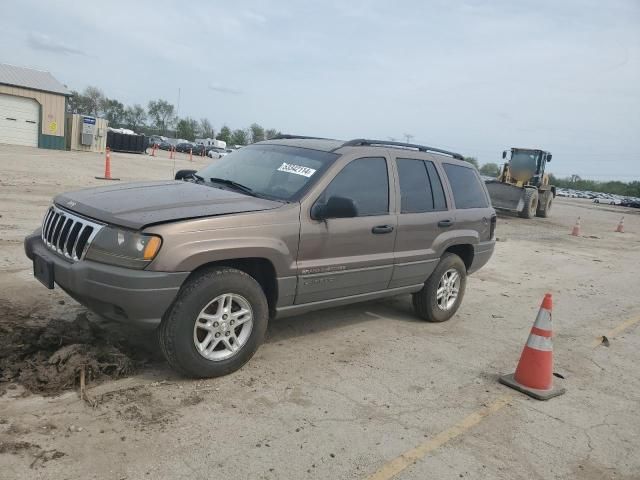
[490,215,497,239]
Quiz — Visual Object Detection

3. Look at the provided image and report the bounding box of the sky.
[2,0,639,180]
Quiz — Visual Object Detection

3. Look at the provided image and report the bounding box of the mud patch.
[0,302,160,396]
[0,440,37,454]
[0,440,66,468]
[98,386,174,430]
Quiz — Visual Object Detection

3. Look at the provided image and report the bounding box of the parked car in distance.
[147,135,164,147]
[207,147,228,159]
[593,197,620,205]
[175,142,194,153]
[157,141,173,151]
[25,137,496,378]
[191,144,206,156]
[620,198,640,208]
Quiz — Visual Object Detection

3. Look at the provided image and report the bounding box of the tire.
[519,188,538,219]
[158,267,268,378]
[536,191,553,218]
[412,253,467,322]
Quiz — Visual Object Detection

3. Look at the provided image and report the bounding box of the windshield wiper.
[209,177,257,196]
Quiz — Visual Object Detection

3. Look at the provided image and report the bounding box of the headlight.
[85,227,162,269]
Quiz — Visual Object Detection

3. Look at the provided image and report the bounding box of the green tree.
[216,125,232,144]
[83,86,105,116]
[479,162,500,177]
[67,87,104,116]
[67,90,85,114]
[249,123,265,143]
[199,118,214,138]
[265,128,280,140]
[123,104,147,131]
[147,99,175,135]
[102,98,125,127]
[463,157,479,169]
[175,117,199,141]
[230,129,249,146]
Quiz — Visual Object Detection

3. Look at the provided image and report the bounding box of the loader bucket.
[485,180,525,213]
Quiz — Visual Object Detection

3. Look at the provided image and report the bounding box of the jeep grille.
[41,205,104,261]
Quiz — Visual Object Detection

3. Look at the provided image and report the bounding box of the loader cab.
[502,149,552,187]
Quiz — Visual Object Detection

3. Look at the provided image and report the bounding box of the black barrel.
[106,131,147,153]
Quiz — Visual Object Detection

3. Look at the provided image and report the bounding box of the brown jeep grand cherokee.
[25,137,496,377]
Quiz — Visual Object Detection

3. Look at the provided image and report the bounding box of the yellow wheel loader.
[485,148,555,219]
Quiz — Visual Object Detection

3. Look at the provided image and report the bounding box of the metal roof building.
[0,63,71,149]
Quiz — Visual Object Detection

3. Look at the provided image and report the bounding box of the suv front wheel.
[158,267,269,378]
[412,253,467,322]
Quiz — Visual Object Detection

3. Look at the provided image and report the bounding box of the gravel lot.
[1,145,639,480]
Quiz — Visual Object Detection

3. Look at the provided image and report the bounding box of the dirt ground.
[1,144,639,480]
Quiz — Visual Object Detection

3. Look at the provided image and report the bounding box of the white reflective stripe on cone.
[533,308,552,331]
[526,333,553,352]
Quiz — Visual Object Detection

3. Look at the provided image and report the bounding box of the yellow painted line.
[364,395,512,480]
[363,313,639,480]
[590,314,640,347]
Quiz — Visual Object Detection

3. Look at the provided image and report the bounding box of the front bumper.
[25,231,189,327]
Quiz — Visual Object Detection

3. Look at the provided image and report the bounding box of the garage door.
[0,94,39,147]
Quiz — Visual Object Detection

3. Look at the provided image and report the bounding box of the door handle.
[438,219,454,228]
[372,225,394,234]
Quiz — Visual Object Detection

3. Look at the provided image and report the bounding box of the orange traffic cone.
[499,293,565,400]
[151,144,156,157]
[169,146,174,160]
[571,217,581,236]
[189,148,193,162]
[95,148,120,181]
[615,217,624,233]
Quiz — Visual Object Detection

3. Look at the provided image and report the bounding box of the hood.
[54,180,282,230]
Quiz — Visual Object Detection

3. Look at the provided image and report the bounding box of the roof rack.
[272,134,337,141]
[339,139,464,160]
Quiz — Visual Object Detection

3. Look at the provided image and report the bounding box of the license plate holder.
[33,254,54,289]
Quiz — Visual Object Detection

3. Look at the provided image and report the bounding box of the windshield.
[196,144,338,201]
[509,150,540,180]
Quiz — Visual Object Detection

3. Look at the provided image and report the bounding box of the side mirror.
[175,169,197,181]
[502,150,507,159]
[546,154,552,162]
[312,196,358,220]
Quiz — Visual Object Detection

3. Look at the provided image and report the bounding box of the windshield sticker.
[277,162,316,178]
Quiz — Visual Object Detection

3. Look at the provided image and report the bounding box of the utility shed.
[0,63,71,149]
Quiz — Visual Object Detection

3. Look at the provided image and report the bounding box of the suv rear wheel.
[412,253,467,322]
[158,267,268,378]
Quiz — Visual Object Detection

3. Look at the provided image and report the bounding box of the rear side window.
[397,159,447,213]
[442,163,489,209]
[319,157,389,216]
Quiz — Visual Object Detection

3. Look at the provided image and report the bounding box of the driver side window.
[316,157,389,217]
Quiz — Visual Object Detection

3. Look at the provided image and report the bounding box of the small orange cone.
[499,293,565,400]
[95,148,120,181]
[169,146,174,160]
[189,148,193,162]
[571,217,581,236]
[615,217,624,233]
[151,144,156,157]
